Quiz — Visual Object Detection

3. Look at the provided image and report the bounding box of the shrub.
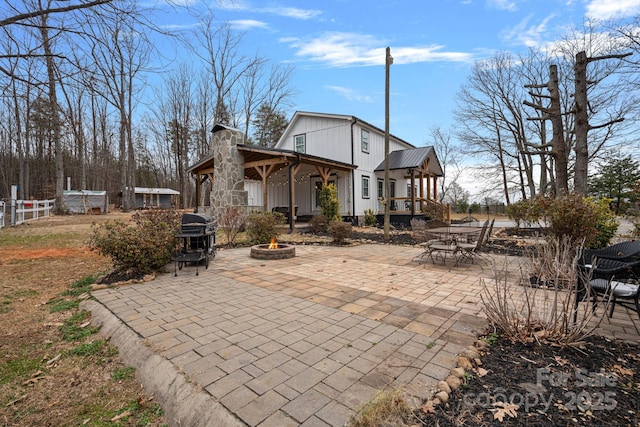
[543,193,597,245]
[541,194,617,248]
[364,209,376,226]
[327,221,352,243]
[219,206,247,246]
[507,199,528,228]
[309,214,327,233]
[589,197,619,249]
[246,211,284,244]
[319,183,341,222]
[89,209,181,275]
[481,237,604,345]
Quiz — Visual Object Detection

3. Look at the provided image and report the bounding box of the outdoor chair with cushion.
[579,240,640,265]
[576,257,640,319]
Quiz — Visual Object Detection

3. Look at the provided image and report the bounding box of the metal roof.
[374,146,443,176]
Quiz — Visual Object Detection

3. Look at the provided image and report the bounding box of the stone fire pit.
[250,243,296,260]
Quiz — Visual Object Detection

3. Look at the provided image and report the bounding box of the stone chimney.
[210,124,248,223]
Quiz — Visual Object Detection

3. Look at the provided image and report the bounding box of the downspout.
[350,118,356,225]
[288,153,301,233]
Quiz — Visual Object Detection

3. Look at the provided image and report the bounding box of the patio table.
[420,226,482,265]
[426,226,482,244]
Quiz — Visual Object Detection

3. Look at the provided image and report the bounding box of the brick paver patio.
[88,243,640,426]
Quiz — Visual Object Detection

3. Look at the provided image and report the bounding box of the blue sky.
[156,0,640,146]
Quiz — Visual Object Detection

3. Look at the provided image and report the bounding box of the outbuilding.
[133,187,179,209]
[63,190,109,214]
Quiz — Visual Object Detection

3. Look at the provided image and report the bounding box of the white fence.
[0,199,56,228]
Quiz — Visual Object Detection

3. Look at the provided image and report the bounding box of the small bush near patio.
[88,209,181,276]
[219,206,247,246]
[364,209,376,226]
[481,237,603,345]
[310,214,327,233]
[507,194,618,248]
[327,221,352,243]
[246,211,284,244]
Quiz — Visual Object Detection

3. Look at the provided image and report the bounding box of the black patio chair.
[575,257,640,319]
[579,240,640,265]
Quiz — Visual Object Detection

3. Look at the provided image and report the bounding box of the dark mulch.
[419,334,640,426]
[342,226,639,426]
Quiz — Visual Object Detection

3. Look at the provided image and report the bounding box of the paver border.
[81,299,244,427]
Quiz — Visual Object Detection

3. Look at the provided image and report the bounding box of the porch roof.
[374,146,443,176]
[187,145,357,181]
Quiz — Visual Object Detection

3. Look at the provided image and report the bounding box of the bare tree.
[83,2,154,210]
[427,126,465,204]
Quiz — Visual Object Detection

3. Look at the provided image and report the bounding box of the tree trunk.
[40,12,64,212]
[549,64,569,195]
[573,51,589,195]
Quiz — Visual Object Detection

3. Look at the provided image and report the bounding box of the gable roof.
[374,146,443,176]
[276,111,415,149]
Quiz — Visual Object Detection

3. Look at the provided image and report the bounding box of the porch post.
[426,174,431,201]
[409,169,415,216]
[419,171,424,211]
[433,176,438,201]
[288,157,302,233]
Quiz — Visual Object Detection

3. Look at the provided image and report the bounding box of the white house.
[189,112,446,228]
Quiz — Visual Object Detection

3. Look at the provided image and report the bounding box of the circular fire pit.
[250,243,296,260]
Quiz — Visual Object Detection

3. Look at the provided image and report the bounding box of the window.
[377,179,384,198]
[361,129,369,153]
[362,176,370,199]
[294,134,306,153]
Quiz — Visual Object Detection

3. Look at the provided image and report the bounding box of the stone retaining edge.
[80,299,245,427]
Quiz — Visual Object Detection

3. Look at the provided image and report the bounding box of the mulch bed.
[344,227,640,426]
[419,334,640,426]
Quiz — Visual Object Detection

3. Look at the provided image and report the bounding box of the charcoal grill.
[174,213,217,276]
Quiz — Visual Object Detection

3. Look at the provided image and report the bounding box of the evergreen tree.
[589,155,640,214]
[251,104,288,147]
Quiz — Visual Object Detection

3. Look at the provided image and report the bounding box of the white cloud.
[216,1,322,20]
[285,32,474,67]
[264,6,322,20]
[487,0,517,11]
[229,19,269,30]
[500,14,555,47]
[325,85,373,103]
[586,0,640,19]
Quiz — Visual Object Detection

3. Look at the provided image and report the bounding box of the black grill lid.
[181,213,213,224]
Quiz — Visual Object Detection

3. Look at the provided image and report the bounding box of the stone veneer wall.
[209,127,248,223]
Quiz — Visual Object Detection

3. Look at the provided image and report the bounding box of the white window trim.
[294,134,306,153]
[361,129,369,153]
[362,175,370,199]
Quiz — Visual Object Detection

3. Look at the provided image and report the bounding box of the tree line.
[2,3,638,213]
[0,1,293,211]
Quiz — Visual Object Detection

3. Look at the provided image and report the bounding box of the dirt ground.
[0,212,166,426]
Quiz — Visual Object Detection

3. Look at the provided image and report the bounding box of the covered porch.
[373,146,450,225]
[188,138,357,231]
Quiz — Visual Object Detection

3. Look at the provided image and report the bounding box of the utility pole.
[384,47,392,240]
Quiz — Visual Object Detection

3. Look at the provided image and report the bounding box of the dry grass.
[0,212,166,426]
[347,388,417,427]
